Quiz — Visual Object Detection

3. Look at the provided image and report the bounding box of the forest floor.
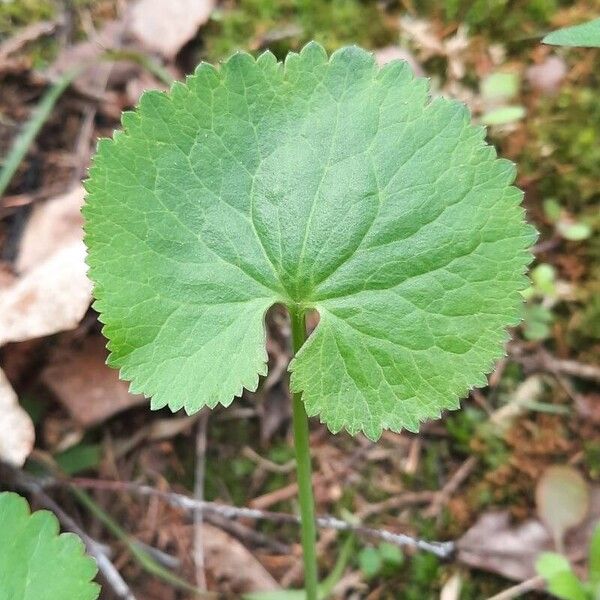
[0,0,599,598]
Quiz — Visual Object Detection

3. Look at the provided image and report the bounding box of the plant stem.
[290,308,319,600]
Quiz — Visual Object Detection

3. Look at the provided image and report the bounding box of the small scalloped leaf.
[84,41,535,440]
[0,492,99,600]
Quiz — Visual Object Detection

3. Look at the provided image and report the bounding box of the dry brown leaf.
[458,512,549,581]
[16,185,85,273]
[0,241,92,345]
[127,0,215,59]
[536,465,589,551]
[0,185,92,345]
[458,487,600,582]
[0,368,35,466]
[203,523,280,593]
[399,17,469,80]
[41,335,146,427]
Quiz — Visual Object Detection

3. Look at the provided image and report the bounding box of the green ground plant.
[536,523,600,600]
[0,492,99,600]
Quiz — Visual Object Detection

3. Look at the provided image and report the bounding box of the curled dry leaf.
[536,465,590,551]
[0,368,34,466]
[127,0,215,58]
[0,186,92,345]
[459,487,600,582]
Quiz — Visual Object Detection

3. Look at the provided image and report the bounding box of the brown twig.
[485,575,545,600]
[357,490,435,519]
[510,345,600,384]
[204,511,291,555]
[56,477,455,559]
[0,20,58,60]
[193,412,209,590]
[423,456,478,518]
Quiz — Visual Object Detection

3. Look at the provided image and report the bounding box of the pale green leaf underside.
[84,42,534,440]
[543,18,600,47]
[0,492,99,600]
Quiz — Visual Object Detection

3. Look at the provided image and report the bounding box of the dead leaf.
[536,465,589,551]
[458,511,557,581]
[41,335,146,427]
[0,368,35,466]
[16,185,85,273]
[399,17,469,80]
[0,240,92,345]
[202,524,280,593]
[126,0,215,59]
[458,487,600,582]
[0,185,92,345]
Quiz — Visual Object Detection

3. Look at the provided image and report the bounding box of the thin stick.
[193,412,209,589]
[485,575,544,600]
[423,456,478,518]
[69,485,210,596]
[62,478,455,559]
[290,308,319,600]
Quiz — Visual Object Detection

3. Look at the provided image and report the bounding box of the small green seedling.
[0,492,99,600]
[543,198,592,242]
[84,42,534,598]
[358,542,404,580]
[536,523,600,600]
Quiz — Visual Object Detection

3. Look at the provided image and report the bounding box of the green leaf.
[543,18,600,48]
[531,263,556,296]
[535,552,587,600]
[84,42,535,440]
[481,72,519,101]
[481,105,526,126]
[358,546,383,579]
[55,443,102,475]
[522,303,554,341]
[557,221,592,242]
[0,492,99,600]
[588,523,600,588]
[378,542,404,568]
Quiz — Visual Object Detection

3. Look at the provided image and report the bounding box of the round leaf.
[84,43,535,440]
[536,465,590,550]
[0,492,99,600]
